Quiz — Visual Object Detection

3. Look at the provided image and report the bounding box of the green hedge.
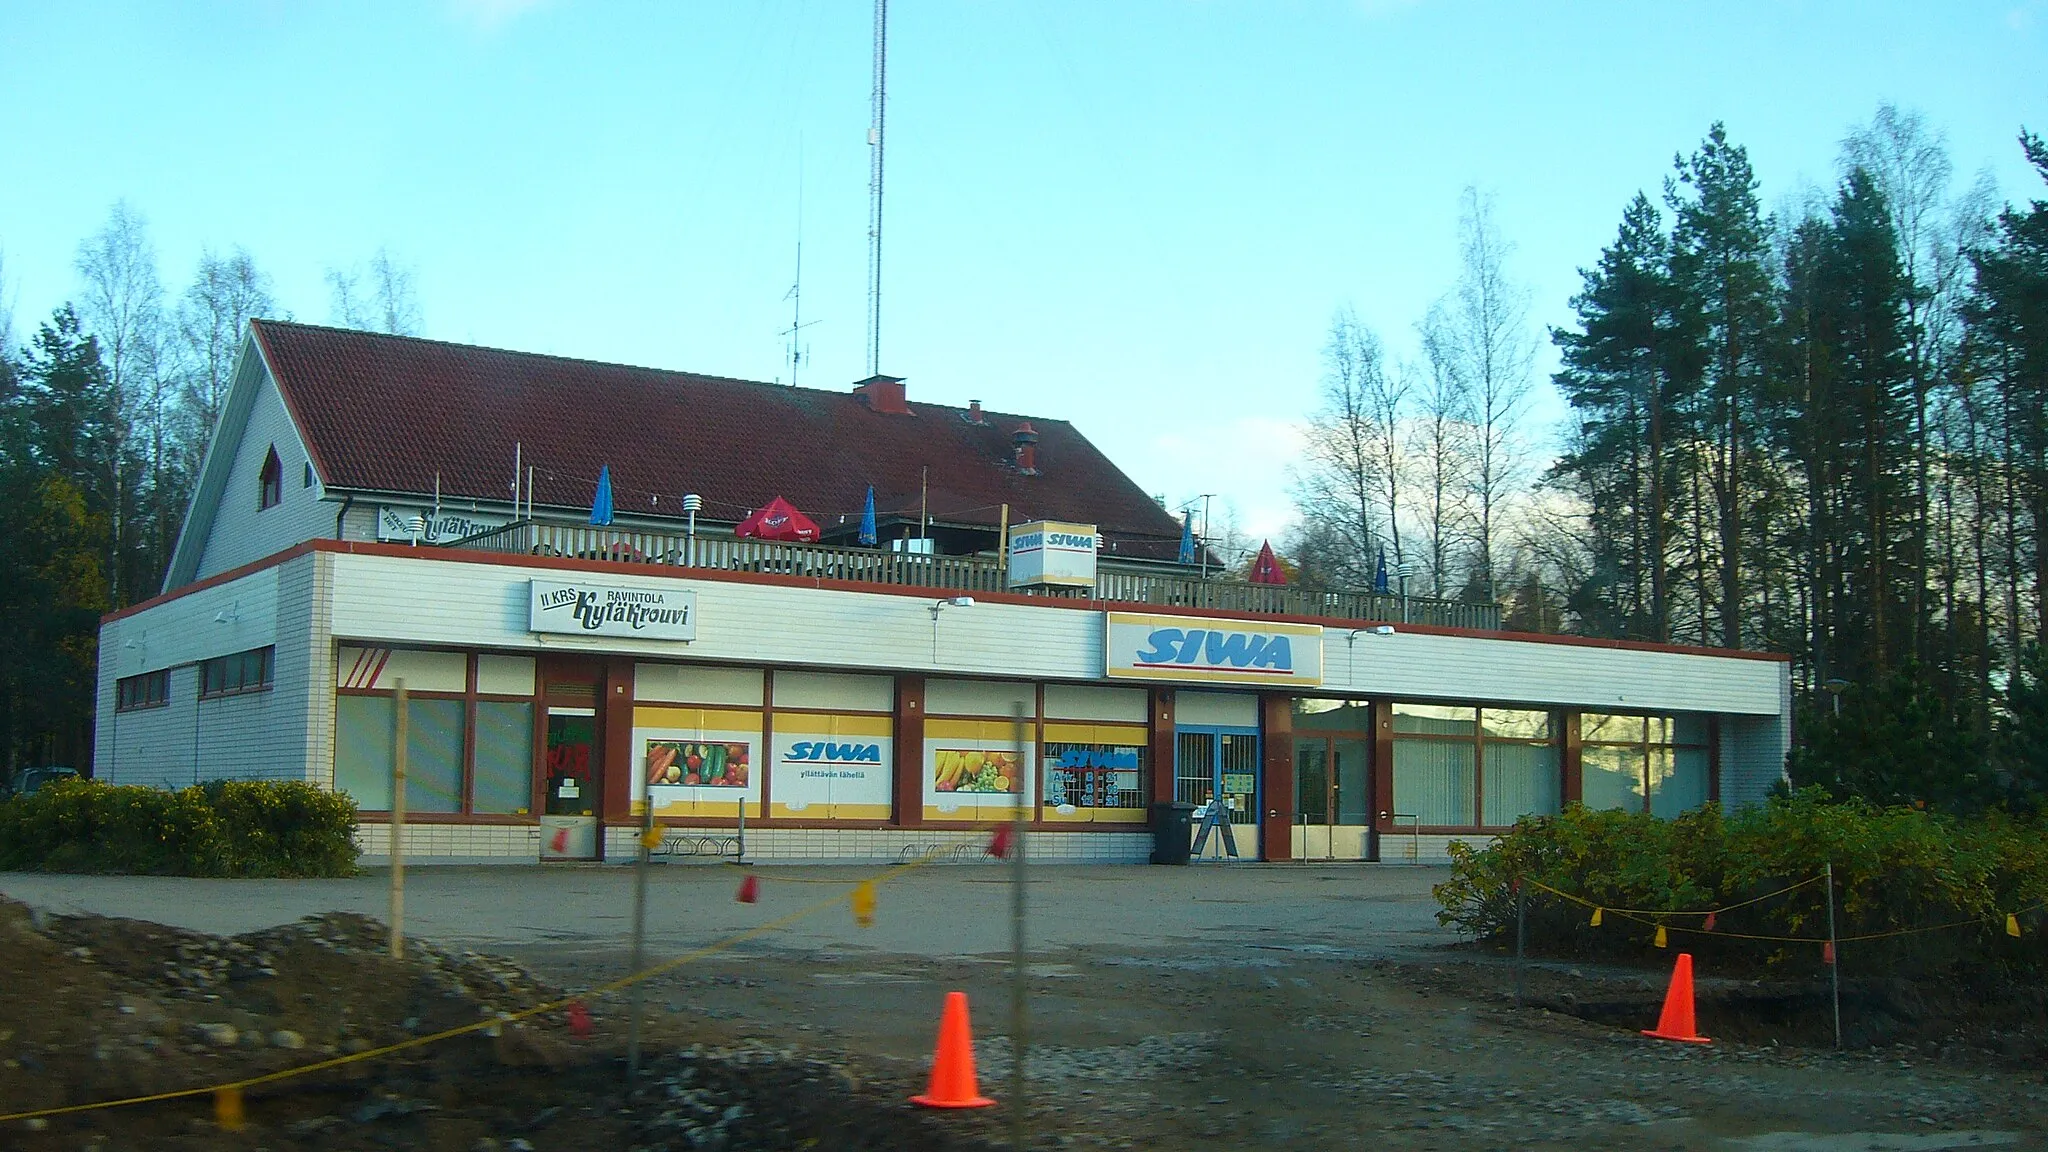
[0,779,358,877]
[1433,789,2048,975]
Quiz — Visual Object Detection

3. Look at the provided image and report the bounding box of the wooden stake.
[390,679,407,961]
[1010,702,1029,1149]
[1824,861,1841,1049]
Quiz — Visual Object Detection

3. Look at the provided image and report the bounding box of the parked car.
[2,766,80,798]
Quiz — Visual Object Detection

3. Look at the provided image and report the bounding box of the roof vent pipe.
[1012,421,1039,475]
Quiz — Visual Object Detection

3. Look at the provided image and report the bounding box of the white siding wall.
[1720,665,1793,809]
[95,557,320,788]
[194,371,331,580]
[325,553,1787,718]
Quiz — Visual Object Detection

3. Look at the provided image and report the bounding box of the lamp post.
[1822,678,1851,718]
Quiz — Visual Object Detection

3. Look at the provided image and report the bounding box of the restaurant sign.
[1104,611,1323,687]
[377,506,510,545]
[529,580,696,641]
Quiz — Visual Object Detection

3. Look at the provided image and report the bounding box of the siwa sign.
[1104,611,1323,686]
[529,579,696,641]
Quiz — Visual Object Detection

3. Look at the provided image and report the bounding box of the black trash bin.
[1149,802,1196,865]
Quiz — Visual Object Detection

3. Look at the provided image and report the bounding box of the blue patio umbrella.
[590,464,614,526]
[1374,547,1390,593]
[859,485,878,546]
[1177,512,1195,565]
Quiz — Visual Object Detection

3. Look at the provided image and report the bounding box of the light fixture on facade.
[930,595,975,618]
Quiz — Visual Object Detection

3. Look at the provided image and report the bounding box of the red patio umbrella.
[1249,540,1288,585]
[735,496,821,542]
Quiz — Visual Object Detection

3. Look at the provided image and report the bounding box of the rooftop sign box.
[1104,611,1323,687]
[530,580,696,642]
[1008,520,1099,589]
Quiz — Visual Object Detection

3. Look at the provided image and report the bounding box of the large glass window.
[1393,703,1562,830]
[406,698,465,814]
[333,650,537,816]
[335,695,396,810]
[1581,713,1711,816]
[117,670,170,711]
[472,702,535,815]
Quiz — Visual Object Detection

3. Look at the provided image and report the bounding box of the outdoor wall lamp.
[930,595,975,618]
[1344,624,1396,682]
[212,602,241,625]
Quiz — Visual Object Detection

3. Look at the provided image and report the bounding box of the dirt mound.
[0,898,994,1151]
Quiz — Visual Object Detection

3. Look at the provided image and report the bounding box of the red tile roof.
[251,321,1186,558]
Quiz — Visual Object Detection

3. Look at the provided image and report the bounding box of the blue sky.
[3,1,2043,540]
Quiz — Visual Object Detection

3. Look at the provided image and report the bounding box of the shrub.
[1434,789,2048,977]
[0,779,358,878]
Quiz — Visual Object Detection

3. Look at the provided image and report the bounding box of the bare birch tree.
[327,248,422,335]
[177,247,276,477]
[75,201,172,602]
[1291,310,1399,585]
[1415,301,1471,598]
[1440,186,1536,604]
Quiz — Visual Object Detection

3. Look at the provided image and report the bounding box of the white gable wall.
[193,368,331,581]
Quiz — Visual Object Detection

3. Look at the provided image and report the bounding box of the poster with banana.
[931,748,1021,794]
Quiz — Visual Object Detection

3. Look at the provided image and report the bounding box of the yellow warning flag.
[640,826,665,851]
[852,881,877,928]
[214,1086,245,1131]
[2008,913,2023,939]
[1589,907,1603,927]
[1654,925,1668,949]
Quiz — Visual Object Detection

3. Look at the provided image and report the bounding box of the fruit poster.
[931,749,1021,795]
[645,740,750,788]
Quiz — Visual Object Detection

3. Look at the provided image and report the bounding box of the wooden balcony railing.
[445,521,1502,631]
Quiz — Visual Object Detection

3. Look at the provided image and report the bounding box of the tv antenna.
[864,0,887,377]
[781,152,820,386]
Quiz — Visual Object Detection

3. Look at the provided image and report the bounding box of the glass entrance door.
[541,707,599,860]
[1294,736,1371,860]
[1176,727,1260,860]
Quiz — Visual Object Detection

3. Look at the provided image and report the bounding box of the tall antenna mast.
[865,0,888,377]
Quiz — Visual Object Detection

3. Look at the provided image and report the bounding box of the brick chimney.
[1012,421,1039,474]
[853,374,909,415]
[966,399,985,425]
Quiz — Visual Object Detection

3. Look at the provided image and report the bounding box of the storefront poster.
[632,706,760,816]
[922,718,1033,819]
[769,713,893,820]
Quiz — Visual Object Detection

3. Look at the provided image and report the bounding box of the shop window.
[406,698,466,813]
[334,695,396,810]
[472,702,535,814]
[258,448,282,510]
[332,652,537,816]
[1580,713,1711,816]
[116,669,170,711]
[200,647,274,699]
[1042,727,1147,822]
[1393,703,1562,830]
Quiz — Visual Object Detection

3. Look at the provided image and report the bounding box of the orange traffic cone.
[910,992,995,1109]
[1642,952,1711,1044]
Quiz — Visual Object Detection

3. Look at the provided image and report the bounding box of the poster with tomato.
[931,749,1021,795]
[645,740,750,788]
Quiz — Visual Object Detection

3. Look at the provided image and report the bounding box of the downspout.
[335,493,355,540]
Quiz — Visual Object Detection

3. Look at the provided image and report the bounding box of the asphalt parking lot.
[0,859,1453,959]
